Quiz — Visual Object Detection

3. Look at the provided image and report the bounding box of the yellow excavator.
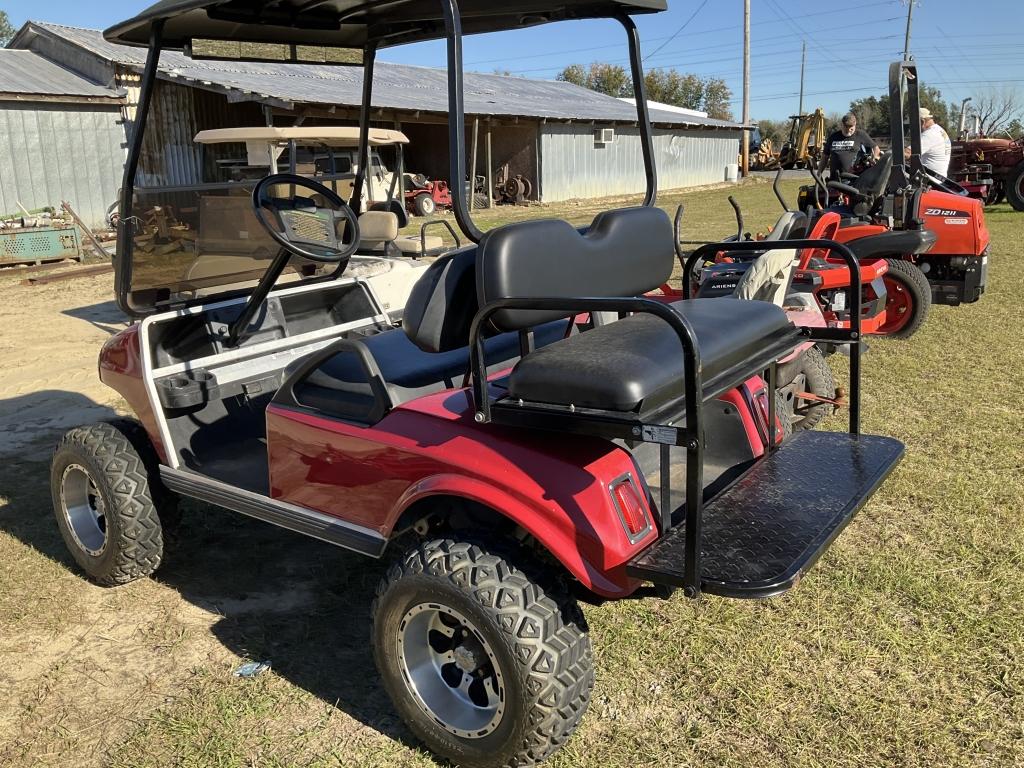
[752,108,827,171]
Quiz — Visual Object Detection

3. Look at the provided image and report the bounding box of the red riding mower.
[654,201,886,430]
[49,3,904,767]
[794,60,990,334]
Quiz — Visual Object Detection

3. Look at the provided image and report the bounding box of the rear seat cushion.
[506,298,795,413]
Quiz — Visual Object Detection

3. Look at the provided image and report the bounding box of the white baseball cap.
[919,108,933,120]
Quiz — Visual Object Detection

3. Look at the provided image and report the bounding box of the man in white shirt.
[911,107,952,176]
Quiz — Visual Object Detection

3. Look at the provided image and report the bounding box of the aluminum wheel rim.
[397,602,506,739]
[60,464,107,556]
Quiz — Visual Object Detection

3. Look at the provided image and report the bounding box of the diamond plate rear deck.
[627,431,904,599]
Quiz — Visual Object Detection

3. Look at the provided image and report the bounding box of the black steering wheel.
[252,173,360,264]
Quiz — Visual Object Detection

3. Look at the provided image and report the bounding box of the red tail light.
[611,477,651,542]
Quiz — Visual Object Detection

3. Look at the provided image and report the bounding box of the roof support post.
[441,0,484,243]
[352,42,378,214]
[618,13,657,206]
[115,19,164,317]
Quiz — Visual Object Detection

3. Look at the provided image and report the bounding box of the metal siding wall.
[539,124,740,202]
[0,102,126,228]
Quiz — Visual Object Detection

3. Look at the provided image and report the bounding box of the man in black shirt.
[819,113,879,177]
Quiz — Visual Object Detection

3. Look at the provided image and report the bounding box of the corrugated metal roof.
[23,22,740,129]
[0,49,122,100]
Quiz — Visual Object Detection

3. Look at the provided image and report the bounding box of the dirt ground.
[1,180,1022,768]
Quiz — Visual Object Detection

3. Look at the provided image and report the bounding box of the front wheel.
[1006,162,1024,212]
[50,421,171,586]
[877,259,931,339]
[372,539,593,768]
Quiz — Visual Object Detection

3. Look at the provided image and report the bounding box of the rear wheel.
[778,347,836,432]
[372,539,593,768]
[1007,162,1024,212]
[877,259,931,339]
[50,421,170,585]
[413,193,436,217]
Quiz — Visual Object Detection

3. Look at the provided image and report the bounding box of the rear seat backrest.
[477,207,674,333]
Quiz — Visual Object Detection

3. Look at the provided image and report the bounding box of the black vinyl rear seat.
[476,207,800,415]
[506,299,793,413]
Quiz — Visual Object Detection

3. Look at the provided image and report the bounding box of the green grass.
[2,180,1023,767]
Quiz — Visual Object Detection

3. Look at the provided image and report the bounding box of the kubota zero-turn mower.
[49,3,904,767]
[794,60,990,335]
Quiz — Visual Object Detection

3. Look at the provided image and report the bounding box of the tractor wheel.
[1006,162,1024,212]
[413,193,436,217]
[778,347,836,432]
[985,181,1006,206]
[50,420,172,586]
[372,539,593,768]
[877,259,931,339]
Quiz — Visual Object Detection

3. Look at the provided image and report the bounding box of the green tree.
[644,69,704,111]
[557,62,631,98]
[849,84,954,139]
[558,63,734,121]
[0,11,16,46]
[702,78,734,121]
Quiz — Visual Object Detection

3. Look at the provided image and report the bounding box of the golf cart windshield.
[108,0,665,315]
[119,128,407,311]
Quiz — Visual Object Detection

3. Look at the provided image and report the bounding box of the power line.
[643,0,709,61]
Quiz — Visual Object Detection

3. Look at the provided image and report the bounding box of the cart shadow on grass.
[0,399,422,753]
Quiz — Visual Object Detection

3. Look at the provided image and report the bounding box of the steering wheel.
[252,173,360,264]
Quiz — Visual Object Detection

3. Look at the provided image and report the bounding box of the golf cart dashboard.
[145,278,392,411]
[148,279,378,368]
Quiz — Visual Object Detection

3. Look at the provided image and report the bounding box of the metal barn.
[7,21,743,211]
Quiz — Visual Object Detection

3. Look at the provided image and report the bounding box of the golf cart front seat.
[472,207,799,414]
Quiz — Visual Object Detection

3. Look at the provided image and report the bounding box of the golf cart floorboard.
[627,431,904,599]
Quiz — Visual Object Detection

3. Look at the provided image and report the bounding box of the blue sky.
[3,1,1022,120]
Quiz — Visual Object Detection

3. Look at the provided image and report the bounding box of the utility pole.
[741,0,750,177]
[903,0,915,60]
[798,40,806,116]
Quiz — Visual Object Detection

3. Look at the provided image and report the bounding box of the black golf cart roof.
[106,0,667,50]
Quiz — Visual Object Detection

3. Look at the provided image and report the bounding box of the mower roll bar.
[682,238,864,434]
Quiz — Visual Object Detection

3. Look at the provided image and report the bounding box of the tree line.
[757,83,1022,147]
[556,63,734,121]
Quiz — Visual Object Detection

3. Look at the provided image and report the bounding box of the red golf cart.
[50,3,904,766]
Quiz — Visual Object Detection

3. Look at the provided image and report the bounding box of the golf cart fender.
[97,324,168,462]
[389,473,640,599]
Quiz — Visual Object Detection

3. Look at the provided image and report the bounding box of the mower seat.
[506,298,792,413]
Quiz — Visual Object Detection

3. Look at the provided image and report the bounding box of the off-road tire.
[413,192,436,217]
[50,421,168,586]
[372,539,593,768]
[779,347,836,432]
[880,259,931,339]
[1006,162,1024,212]
[775,390,794,442]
